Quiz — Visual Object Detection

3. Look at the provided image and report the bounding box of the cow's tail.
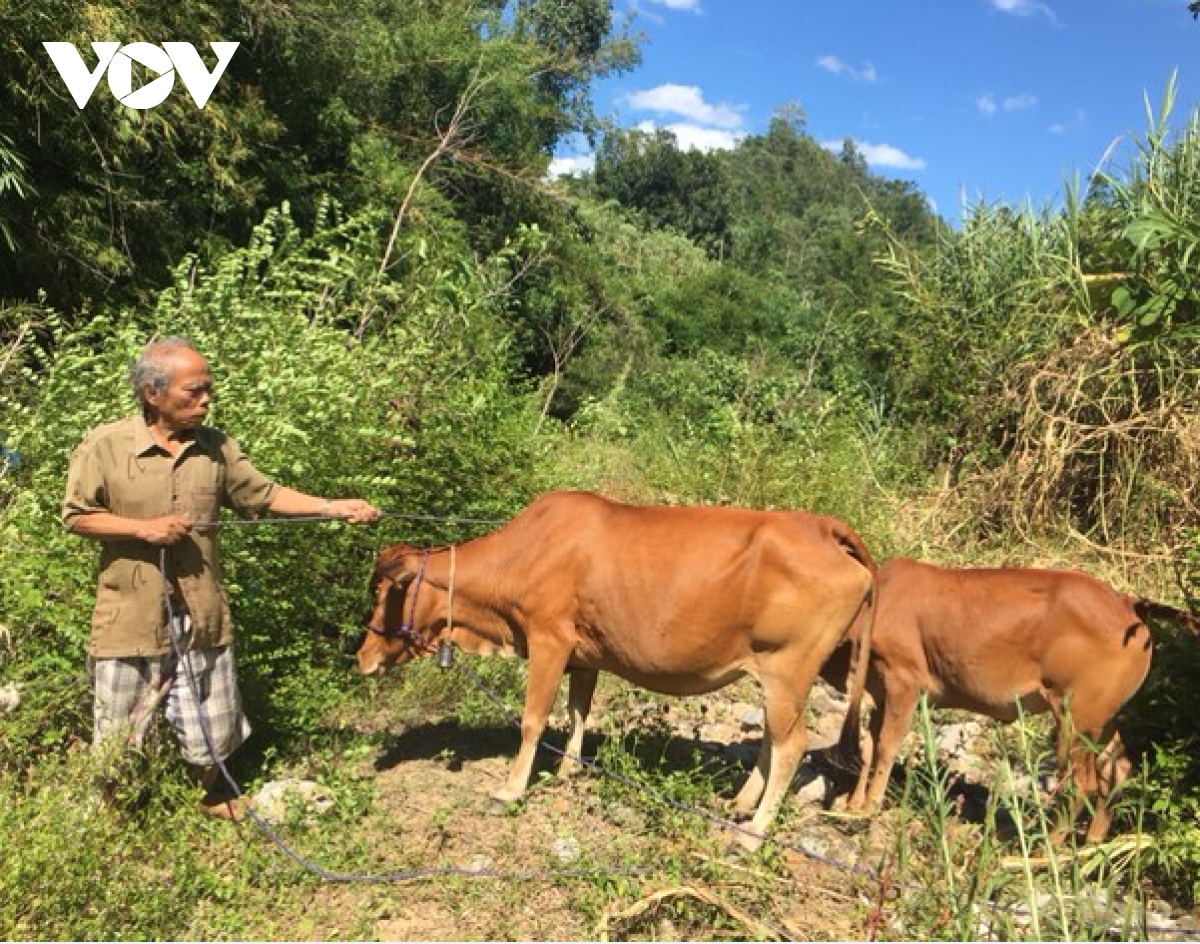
[831,522,877,781]
[836,589,875,780]
[1132,597,1200,642]
[831,520,877,576]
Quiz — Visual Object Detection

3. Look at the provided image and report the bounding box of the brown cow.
[357,490,876,850]
[821,557,1200,842]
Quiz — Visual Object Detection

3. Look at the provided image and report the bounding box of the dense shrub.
[0,202,548,767]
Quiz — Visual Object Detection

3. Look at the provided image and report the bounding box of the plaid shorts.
[88,614,251,767]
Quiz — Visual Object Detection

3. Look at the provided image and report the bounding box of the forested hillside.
[3,2,1200,938]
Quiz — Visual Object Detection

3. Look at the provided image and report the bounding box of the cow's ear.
[374,544,415,584]
[376,543,409,568]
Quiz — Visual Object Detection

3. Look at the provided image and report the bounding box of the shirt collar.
[131,413,204,457]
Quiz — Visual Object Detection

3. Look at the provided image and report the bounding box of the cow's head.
[356,543,439,675]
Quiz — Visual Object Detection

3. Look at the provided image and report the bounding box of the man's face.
[146,349,213,431]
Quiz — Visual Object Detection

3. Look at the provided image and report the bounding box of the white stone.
[550,836,581,863]
[0,684,19,714]
[252,777,335,823]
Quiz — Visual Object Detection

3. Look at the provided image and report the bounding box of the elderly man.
[62,336,380,818]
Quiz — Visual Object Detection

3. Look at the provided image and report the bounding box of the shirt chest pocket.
[178,484,220,523]
[174,453,224,522]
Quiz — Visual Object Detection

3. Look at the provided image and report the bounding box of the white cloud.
[547,120,741,178]
[989,0,1057,22]
[623,83,745,129]
[856,142,927,171]
[640,0,703,11]
[547,154,595,178]
[633,120,744,152]
[816,54,878,84]
[821,138,927,172]
[1048,109,1086,135]
[617,83,746,155]
[990,0,1035,13]
[1002,93,1038,112]
[977,91,1039,116]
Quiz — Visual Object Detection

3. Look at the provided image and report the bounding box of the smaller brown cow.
[821,558,1200,842]
[357,490,876,851]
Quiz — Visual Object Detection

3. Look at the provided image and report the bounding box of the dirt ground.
[244,671,1200,942]
[274,677,887,942]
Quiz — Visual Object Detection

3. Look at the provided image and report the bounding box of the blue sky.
[551,0,1200,225]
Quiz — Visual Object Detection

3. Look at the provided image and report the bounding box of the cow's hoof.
[724,835,765,859]
[844,796,870,814]
[723,824,766,857]
[721,800,753,823]
[486,794,524,816]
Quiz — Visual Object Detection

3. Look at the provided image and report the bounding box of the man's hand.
[135,514,194,545]
[266,487,382,523]
[327,499,382,524]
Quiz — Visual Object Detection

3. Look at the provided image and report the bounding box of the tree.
[0,0,638,314]
[592,128,731,257]
[0,0,285,310]
[514,0,639,148]
[0,133,34,253]
[838,138,868,176]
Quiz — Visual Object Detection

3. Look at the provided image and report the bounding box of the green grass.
[879,697,1158,941]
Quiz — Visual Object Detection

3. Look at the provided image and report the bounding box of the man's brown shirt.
[62,414,278,657]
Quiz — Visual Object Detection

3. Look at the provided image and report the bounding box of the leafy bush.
[0,201,549,769]
[0,752,221,940]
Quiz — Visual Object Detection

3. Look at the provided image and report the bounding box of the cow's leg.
[845,728,872,810]
[1053,725,1099,844]
[1046,693,1089,843]
[846,672,887,810]
[849,676,897,810]
[738,677,812,852]
[492,638,572,804]
[1047,631,1150,843]
[1082,723,1129,843]
[856,680,919,811]
[556,668,599,779]
[1060,698,1130,844]
[732,729,771,815]
[1074,639,1149,843]
[1045,693,1120,843]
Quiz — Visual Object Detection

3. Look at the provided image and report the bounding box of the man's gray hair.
[130,336,198,406]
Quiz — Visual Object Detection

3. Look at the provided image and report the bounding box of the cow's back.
[872,559,1151,718]
[497,492,873,693]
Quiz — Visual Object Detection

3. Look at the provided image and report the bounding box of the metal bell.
[436,638,455,670]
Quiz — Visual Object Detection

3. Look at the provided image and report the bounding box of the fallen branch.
[598,884,785,941]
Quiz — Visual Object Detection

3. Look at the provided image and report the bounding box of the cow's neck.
[416,544,517,647]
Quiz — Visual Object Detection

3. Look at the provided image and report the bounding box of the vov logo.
[43,42,239,110]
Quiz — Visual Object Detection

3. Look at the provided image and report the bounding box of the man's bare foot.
[199,793,252,822]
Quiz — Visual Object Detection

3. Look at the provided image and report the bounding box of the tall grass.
[865,77,1200,913]
[883,697,1155,941]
